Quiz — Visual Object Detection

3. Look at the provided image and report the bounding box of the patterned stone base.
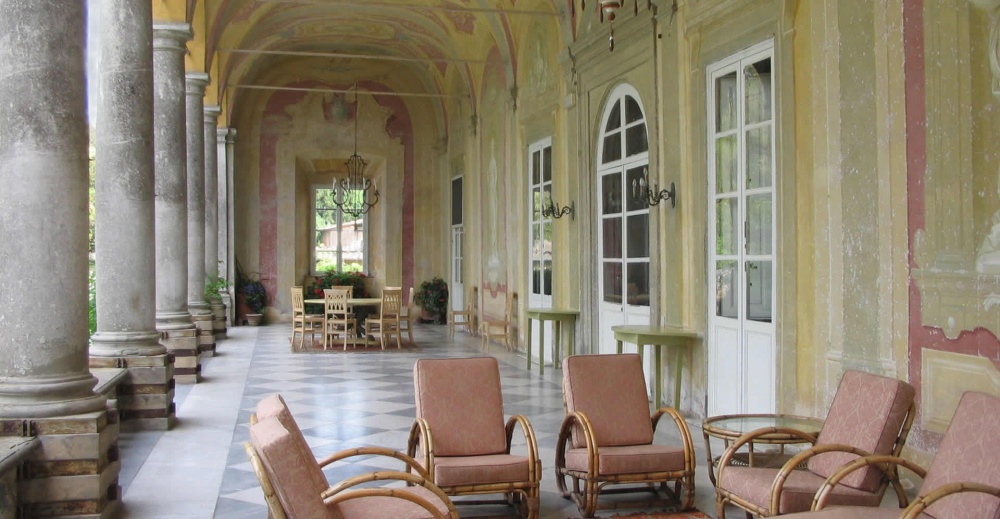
[193,314,217,358]
[160,328,200,384]
[89,355,176,431]
[2,409,121,518]
[212,302,228,340]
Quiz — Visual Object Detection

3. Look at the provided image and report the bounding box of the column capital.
[185,72,210,95]
[217,127,230,142]
[152,23,192,52]
[204,105,221,123]
[226,128,238,143]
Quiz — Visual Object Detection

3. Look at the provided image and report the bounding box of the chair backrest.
[244,440,289,519]
[505,291,517,321]
[330,285,354,298]
[562,354,654,449]
[257,394,306,444]
[468,286,479,313]
[413,357,507,457]
[291,286,305,316]
[807,370,915,493]
[919,391,1000,519]
[381,287,402,318]
[249,415,341,519]
[324,288,351,319]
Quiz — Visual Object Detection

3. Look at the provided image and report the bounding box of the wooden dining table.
[305,297,382,341]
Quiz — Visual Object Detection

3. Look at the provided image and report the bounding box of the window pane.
[602,173,622,215]
[532,259,541,295]
[626,262,649,306]
[315,188,338,272]
[625,123,648,156]
[603,262,622,304]
[746,193,772,255]
[602,217,622,259]
[451,177,463,225]
[715,71,738,132]
[746,260,772,323]
[715,260,738,318]
[532,188,541,220]
[626,214,649,258]
[602,133,621,163]
[715,135,737,194]
[746,126,772,189]
[715,197,738,256]
[542,146,552,183]
[532,150,540,185]
[542,184,552,219]
[542,259,552,296]
[605,100,621,131]
[625,96,643,124]
[745,59,772,124]
[625,166,649,212]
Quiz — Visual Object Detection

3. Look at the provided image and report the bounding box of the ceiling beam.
[220,48,488,65]
[253,0,562,17]
[229,84,470,100]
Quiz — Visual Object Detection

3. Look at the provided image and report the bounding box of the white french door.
[528,138,554,364]
[597,85,652,387]
[707,41,777,416]
[451,176,464,312]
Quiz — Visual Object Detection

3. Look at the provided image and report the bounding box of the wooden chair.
[555,354,696,518]
[291,286,324,350]
[480,291,516,351]
[447,286,478,337]
[368,287,402,349]
[397,287,416,345]
[323,288,356,351]
[408,357,540,518]
[780,391,1000,519]
[715,370,916,518]
[247,394,458,519]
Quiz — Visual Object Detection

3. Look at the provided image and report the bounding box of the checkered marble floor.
[119,322,728,518]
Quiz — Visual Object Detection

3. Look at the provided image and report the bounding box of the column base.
[211,302,227,340]
[89,355,176,431]
[192,314,216,357]
[158,328,200,384]
[2,409,121,518]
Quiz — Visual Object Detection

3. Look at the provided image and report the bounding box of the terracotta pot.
[246,313,263,326]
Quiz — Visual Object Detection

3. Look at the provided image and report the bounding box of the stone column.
[154,23,200,383]
[185,73,215,358]
[224,129,238,324]
[90,0,175,430]
[216,127,232,326]
[203,106,225,342]
[0,1,118,515]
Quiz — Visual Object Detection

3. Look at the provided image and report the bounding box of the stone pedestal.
[161,329,200,384]
[89,356,175,431]
[193,314,216,357]
[212,301,228,340]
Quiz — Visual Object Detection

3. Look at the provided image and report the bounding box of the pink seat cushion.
[780,508,932,519]
[563,354,653,449]
[919,391,1000,519]
[431,454,530,487]
[719,466,882,515]
[250,416,342,519]
[336,486,451,519]
[807,370,915,493]
[413,357,508,457]
[564,444,686,476]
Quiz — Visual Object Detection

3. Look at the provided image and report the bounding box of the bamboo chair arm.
[812,454,926,511]
[321,470,458,519]
[769,443,874,514]
[652,407,696,478]
[317,445,430,479]
[900,482,1000,519]
[555,411,599,478]
[505,414,541,484]
[407,418,434,477]
[716,426,817,487]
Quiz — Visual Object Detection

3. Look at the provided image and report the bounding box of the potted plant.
[305,269,368,315]
[205,275,230,324]
[414,277,448,324]
[235,259,267,325]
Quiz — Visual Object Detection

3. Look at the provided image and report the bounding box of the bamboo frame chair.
[368,287,402,349]
[447,286,478,336]
[480,291,516,351]
[555,354,696,518]
[407,357,540,519]
[323,288,356,350]
[291,286,324,349]
[715,370,916,518]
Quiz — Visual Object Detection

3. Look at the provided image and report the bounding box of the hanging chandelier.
[333,83,379,219]
[576,0,652,51]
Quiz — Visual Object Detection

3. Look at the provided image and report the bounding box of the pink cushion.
[564,444,686,476]
[336,486,451,519]
[249,416,341,519]
[563,354,653,449]
[413,357,507,457]
[431,454,529,487]
[256,394,305,441]
[807,370,915,492]
[719,466,882,515]
[920,391,1000,519]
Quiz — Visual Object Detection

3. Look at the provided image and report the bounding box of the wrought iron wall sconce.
[542,199,575,220]
[632,168,676,208]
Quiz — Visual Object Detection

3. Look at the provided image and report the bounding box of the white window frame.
[528,137,554,307]
[310,184,370,276]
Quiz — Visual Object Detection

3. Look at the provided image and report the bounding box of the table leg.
[567,317,575,359]
[539,320,545,376]
[653,344,662,408]
[616,339,623,355]
[526,317,533,371]
[704,429,717,486]
[673,343,683,409]
[554,320,562,370]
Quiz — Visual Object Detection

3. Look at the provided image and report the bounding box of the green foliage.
[88,265,96,337]
[204,275,230,302]
[414,277,449,324]
[235,258,267,314]
[305,270,368,314]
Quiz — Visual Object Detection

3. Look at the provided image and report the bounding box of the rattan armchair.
[555,354,696,518]
[407,357,540,519]
[715,370,916,518]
